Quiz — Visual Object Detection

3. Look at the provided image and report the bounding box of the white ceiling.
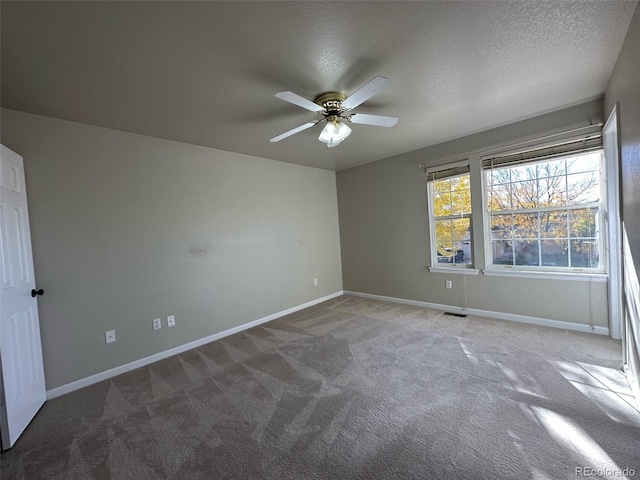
[1,1,636,171]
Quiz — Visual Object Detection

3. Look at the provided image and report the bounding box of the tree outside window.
[486,151,602,270]
[430,172,472,266]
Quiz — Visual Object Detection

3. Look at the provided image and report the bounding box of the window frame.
[482,149,606,274]
[427,161,475,270]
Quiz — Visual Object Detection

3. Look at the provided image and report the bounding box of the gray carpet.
[1,295,639,479]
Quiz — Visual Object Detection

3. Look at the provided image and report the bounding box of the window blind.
[427,163,470,182]
[481,131,603,170]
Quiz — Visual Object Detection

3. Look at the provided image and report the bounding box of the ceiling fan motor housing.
[314,92,347,116]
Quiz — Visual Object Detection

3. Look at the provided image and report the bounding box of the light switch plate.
[105,330,116,344]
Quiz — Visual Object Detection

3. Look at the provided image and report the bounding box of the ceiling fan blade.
[270,121,319,143]
[348,113,399,127]
[342,76,390,110]
[274,91,322,112]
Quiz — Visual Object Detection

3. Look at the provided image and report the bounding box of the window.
[428,163,473,268]
[484,149,604,272]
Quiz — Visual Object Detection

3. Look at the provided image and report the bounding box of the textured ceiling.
[1,1,636,171]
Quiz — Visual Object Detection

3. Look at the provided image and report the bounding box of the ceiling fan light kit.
[318,115,352,148]
[270,76,399,148]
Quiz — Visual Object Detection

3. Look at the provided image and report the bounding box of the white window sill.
[429,266,480,275]
[482,268,607,283]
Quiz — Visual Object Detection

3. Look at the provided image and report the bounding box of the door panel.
[0,144,46,450]
[603,107,623,340]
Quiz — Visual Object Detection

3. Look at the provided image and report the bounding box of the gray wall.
[337,100,608,327]
[1,109,343,390]
[604,4,640,399]
[606,4,640,263]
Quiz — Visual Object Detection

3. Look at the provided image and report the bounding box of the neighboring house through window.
[427,162,473,268]
[483,147,604,273]
[425,127,605,276]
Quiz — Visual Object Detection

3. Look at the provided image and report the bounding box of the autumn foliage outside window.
[429,169,473,266]
[486,150,603,270]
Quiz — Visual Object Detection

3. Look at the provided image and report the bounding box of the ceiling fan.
[269,76,399,148]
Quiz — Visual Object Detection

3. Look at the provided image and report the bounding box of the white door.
[603,108,623,340]
[0,144,46,450]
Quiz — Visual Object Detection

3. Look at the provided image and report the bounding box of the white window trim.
[481,150,606,275]
[429,266,480,275]
[481,268,607,283]
[427,161,474,270]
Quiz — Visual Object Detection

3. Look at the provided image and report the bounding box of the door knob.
[31,288,44,298]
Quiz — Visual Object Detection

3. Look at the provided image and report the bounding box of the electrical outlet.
[314,278,318,286]
[167,315,175,327]
[153,318,162,330]
[105,330,116,344]
[445,280,453,289]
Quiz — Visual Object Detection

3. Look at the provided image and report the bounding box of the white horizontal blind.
[482,127,605,272]
[427,163,470,182]
[481,132,603,170]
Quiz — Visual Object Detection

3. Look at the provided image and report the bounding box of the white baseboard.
[343,290,610,336]
[46,291,344,400]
